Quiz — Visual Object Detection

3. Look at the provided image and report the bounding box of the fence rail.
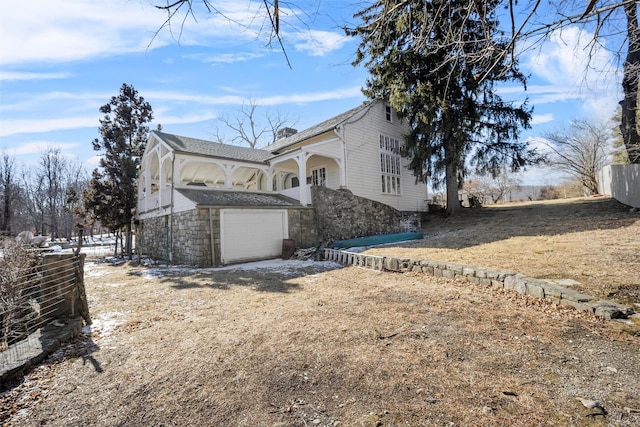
[1,250,88,355]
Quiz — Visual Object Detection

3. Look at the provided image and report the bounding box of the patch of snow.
[210,259,344,277]
[143,268,164,279]
[83,311,125,337]
[137,258,343,279]
[85,267,108,278]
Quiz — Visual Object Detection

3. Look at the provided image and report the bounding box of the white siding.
[343,101,428,211]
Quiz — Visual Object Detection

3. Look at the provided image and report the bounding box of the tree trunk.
[445,137,464,216]
[621,2,640,163]
[125,222,133,260]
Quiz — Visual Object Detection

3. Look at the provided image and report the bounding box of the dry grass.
[2,197,640,426]
[2,257,640,426]
[366,197,640,306]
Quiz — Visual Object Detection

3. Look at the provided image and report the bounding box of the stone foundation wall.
[140,209,213,267]
[287,208,317,248]
[311,186,420,242]
[139,216,169,262]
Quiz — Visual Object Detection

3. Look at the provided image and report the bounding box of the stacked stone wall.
[140,209,213,267]
[139,216,169,262]
[311,186,419,242]
[324,249,636,321]
[287,208,317,248]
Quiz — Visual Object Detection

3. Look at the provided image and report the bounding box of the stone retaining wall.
[324,249,636,320]
[311,186,420,242]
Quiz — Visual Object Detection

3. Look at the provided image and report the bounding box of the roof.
[153,131,272,163]
[263,102,372,153]
[176,188,302,207]
[152,100,376,161]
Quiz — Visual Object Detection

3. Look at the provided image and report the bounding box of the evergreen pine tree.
[85,83,153,258]
[349,0,541,214]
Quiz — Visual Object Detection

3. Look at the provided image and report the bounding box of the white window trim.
[379,134,402,195]
[385,104,393,122]
[311,165,327,187]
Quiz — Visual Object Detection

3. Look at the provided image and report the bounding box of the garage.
[220,208,288,264]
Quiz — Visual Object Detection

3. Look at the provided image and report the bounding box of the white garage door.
[220,209,288,264]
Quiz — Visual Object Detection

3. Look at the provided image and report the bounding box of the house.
[137,99,429,266]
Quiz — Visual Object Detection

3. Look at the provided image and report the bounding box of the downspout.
[334,124,348,188]
[169,153,175,263]
[209,207,215,267]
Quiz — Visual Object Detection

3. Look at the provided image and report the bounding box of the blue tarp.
[331,231,424,249]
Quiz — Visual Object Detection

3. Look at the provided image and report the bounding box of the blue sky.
[0,0,624,185]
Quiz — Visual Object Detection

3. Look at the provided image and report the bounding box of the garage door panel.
[221,209,288,264]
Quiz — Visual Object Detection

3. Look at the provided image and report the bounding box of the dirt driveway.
[2,254,640,426]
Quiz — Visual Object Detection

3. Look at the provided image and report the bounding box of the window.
[385,104,393,122]
[380,135,401,194]
[311,167,326,186]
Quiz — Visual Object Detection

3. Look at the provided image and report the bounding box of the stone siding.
[139,216,169,262]
[287,208,317,248]
[311,186,419,242]
[140,209,213,267]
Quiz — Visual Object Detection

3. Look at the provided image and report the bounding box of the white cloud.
[154,111,218,125]
[0,117,99,137]
[258,86,363,105]
[531,113,554,125]
[0,86,362,137]
[522,26,622,119]
[1,140,80,156]
[85,155,103,170]
[293,30,351,56]
[0,0,170,66]
[0,0,352,67]
[0,71,73,81]
[183,52,266,64]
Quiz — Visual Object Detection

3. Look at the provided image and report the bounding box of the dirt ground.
[1,197,640,426]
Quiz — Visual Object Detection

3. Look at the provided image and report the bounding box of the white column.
[296,153,309,205]
[223,164,235,189]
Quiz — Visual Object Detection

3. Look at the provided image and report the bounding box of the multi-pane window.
[380,135,401,194]
[385,104,393,122]
[311,167,326,186]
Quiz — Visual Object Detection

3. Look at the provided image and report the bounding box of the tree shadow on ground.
[128,262,342,294]
[414,197,638,250]
[166,272,302,293]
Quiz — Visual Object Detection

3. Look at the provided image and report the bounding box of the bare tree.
[396,0,639,163]
[216,99,297,148]
[465,169,522,205]
[38,149,69,241]
[543,118,612,195]
[21,169,46,235]
[151,1,639,163]
[0,152,18,234]
[153,0,294,67]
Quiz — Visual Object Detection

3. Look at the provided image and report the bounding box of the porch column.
[223,164,235,189]
[296,153,309,206]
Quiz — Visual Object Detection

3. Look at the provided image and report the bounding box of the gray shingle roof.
[154,131,272,163]
[263,102,372,153]
[177,188,301,207]
[154,100,375,161]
